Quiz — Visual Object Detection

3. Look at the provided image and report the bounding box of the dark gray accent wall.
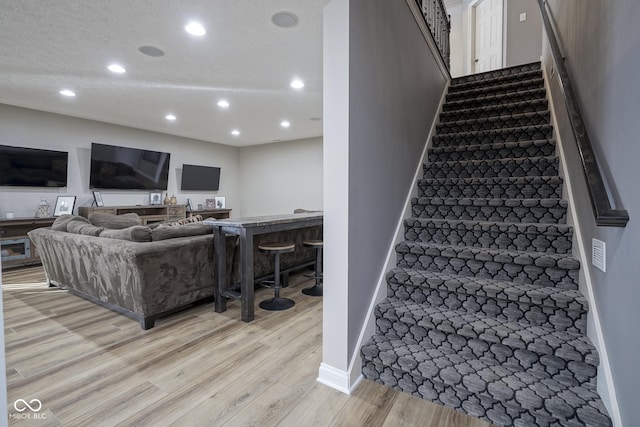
[505,0,542,67]
[545,1,640,425]
[347,0,447,357]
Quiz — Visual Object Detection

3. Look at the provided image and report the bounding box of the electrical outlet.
[592,238,606,273]
[520,12,527,22]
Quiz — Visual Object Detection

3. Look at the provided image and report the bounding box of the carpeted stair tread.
[432,124,553,147]
[451,62,541,85]
[445,78,544,102]
[417,175,564,199]
[440,98,549,122]
[361,334,611,427]
[374,298,598,366]
[387,267,587,309]
[428,139,556,162]
[443,88,547,112]
[396,241,579,289]
[448,69,543,93]
[436,111,550,134]
[403,218,573,254]
[422,156,559,179]
[410,197,568,224]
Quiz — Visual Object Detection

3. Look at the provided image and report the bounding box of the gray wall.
[238,137,323,217]
[544,1,640,425]
[504,0,542,67]
[322,0,447,379]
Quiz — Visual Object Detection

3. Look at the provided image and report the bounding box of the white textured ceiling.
[0,0,328,147]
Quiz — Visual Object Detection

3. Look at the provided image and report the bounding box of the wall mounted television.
[180,164,221,191]
[89,142,170,190]
[0,144,68,187]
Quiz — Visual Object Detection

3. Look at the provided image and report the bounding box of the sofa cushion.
[163,215,203,227]
[67,219,104,236]
[51,214,89,231]
[89,212,142,229]
[151,222,213,241]
[100,225,152,242]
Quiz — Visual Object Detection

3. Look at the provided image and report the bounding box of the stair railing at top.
[538,0,629,227]
[415,0,451,72]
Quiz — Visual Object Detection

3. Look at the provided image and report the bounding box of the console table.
[209,213,323,322]
[79,204,186,224]
[1,217,55,269]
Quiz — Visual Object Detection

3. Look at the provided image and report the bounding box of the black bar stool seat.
[258,242,296,311]
[302,240,323,297]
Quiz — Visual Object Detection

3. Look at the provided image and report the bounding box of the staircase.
[361,63,613,427]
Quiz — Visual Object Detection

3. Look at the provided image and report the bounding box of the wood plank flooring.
[2,266,491,426]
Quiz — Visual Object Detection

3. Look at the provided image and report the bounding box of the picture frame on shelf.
[53,196,76,217]
[214,196,226,209]
[149,192,162,205]
[92,191,104,207]
[205,198,216,209]
[186,198,193,212]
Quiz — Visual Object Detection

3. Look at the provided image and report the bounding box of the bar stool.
[302,240,323,296]
[258,242,296,311]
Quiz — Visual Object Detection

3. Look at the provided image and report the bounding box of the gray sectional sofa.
[28,212,322,329]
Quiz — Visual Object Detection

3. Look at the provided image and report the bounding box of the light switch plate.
[592,238,606,273]
[520,12,527,22]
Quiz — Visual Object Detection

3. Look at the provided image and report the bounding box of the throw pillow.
[100,225,152,242]
[151,222,213,241]
[51,214,89,231]
[89,212,141,229]
[67,220,104,236]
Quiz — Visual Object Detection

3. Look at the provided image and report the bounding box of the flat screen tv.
[0,145,68,187]
[90,143,170,190]
[180,164,221,191]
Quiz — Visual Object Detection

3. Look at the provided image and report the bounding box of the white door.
[474,0,503,73]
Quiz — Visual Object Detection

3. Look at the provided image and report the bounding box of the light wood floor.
[2,266,491,427]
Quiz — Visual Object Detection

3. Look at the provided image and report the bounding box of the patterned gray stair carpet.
[361,62,613,426]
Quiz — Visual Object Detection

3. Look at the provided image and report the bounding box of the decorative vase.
[163,194,170,205]
[170,195,177,205]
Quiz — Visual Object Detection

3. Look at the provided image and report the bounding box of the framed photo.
[149,192,162,205]
[205,198,216,209]
[92,191,104,207]
[214,196,226,209]
[186,198,193,212]
[53,196,76,216]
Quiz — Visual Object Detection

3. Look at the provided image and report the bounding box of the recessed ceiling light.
[165,114,176,121]
[185,21,206,36]
[108,64,126,73]
[290,79,304,89]
[231,129,240,136]
[217,100,230,108]
[59,89,76,97]
[272,12,299,28]
[138,45,165,57]
[280,121,291,128]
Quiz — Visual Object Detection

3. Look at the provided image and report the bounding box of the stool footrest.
[222,290,241,300]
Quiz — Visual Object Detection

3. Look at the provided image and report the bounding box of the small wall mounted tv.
[181,164,221,191]
[0,145,68,187]
[90,142,170,190]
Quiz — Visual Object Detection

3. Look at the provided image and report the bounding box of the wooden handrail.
[537,0,629,227]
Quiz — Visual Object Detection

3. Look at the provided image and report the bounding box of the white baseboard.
[541,58,622,427]
[317,363,353,394]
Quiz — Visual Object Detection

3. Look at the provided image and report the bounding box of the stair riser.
[432,125,553,148]
[440,100,548,122]
[443,89,547,112]
[374,315,597,386]
[446,80,544,102]
[428,141,556,162]
[403,222,573,254]
[452,63,541,85]
[422,158,559,179]
[387,283,586,335]
[410,202,568,225]
[395,246,579,290]
[418,178,563,199]
[448,71,542,93]
[362,360,600,427]
[436,113,550,134]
